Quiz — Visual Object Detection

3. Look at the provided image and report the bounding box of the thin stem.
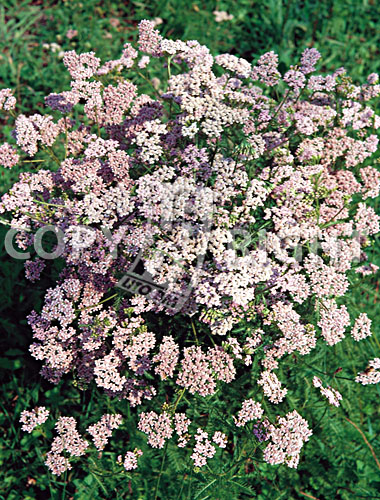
[61,454,68,500]
[167,55,173,80]
[176,457,192,500]
[343,416,380,470]
[191,320,199,346]
[154,441,168,500]
[319,203,348,228]
[336,487,380,499]
[76,293,118,313]
[64,117,69,160]
[137,71,162,100]
[0,216,31,231]
[32,198,66,209]
[88,459,109,495]
[299,491,320,500]
[186,466,193,500]
[45,146,61,166]
[303,361,354,382]
[172,388,186,413]
[271,89,290,121]
[312,407,328,430]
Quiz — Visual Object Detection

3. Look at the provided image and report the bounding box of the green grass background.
[0,1,379,499]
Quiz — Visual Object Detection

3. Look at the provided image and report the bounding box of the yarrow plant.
[1,19,379,483]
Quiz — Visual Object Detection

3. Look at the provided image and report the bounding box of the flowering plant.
[1,19,379,489]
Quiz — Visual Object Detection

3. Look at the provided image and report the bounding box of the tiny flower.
[213,10,234,22]
[66,29,78,40]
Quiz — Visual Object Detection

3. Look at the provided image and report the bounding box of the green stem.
[271,89,290,121]
[172,388,186,413]
[44,146,61,166]
[154,441,168,500]
[191,320,199,346]
[33,198,66,209]
[167,55,173,80]
[76,293,118,313]
[61,453,68,500]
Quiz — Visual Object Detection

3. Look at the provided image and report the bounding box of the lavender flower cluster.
[1,19,379,473]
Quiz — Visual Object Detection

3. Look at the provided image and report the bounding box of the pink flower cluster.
[312,376,342,406]
[45,417,88,475]
[87,413,123,450]
[177,345,235,396]
[118,449,143,471]
[234,399,264,427]
[19,410,145,476]
[0,143,19,168]
[0,88,16,110]
[191,428,216,468]
[356,358,380,385]
[351,313,372,341]
[138,411,173,449]
[19,406,49,433]
[4,19,379,473]
[263,410,312,468]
